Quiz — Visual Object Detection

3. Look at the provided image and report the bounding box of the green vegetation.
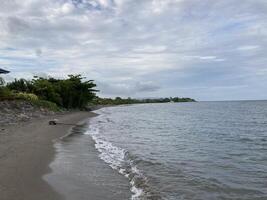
[12,92,60,111]
[15,92,39,101]
[93,96,196,105]
[1,74,196,111]
[1,75,98,110]
[0,77,13,98]
[30,99,61,112]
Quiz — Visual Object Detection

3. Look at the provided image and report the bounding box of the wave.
[84,122,148,200]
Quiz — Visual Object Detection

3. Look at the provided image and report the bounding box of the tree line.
[93,96,196,105]
[1,75,97,109]
[1,74,195,110]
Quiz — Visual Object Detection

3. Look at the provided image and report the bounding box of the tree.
[0,77,4,86]
[7,78,34,93]
[56,75,98,109]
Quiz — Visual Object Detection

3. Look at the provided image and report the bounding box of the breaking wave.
[84,122,149,200]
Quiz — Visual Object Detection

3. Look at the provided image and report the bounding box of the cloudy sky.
[0,0,266,100]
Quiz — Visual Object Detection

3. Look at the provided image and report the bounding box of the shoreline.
[0,111,97,200]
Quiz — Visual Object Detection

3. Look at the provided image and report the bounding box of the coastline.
[0,111,97,200]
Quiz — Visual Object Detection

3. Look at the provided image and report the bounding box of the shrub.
[16,92,39,101]
[0,86,14,99]
[6,78,34,93]
[31,99,61,112]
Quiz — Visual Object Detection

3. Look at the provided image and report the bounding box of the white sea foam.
[85,119,145,200]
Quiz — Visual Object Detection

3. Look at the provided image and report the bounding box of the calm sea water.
[86,101,267,200]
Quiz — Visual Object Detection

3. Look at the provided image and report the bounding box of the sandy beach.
[0,111,97,200]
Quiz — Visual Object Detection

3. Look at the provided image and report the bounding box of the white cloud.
[151,0,184,14]
[61,3,75,15]
[237,45,260,51]
[132,45,167,53]
[198,56,217,60]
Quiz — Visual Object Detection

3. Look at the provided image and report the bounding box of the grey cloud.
[32,72,48,78]
[35,49,42,56]
[97,81,161,96]
[6,17,29,34]
[135,82,161,92]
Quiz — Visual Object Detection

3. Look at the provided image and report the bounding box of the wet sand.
[44,122,131,200]
[0,111,97,200]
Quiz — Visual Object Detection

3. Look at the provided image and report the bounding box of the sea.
[45,101,267,200]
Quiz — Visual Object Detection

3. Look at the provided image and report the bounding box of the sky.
[0,0,266,101]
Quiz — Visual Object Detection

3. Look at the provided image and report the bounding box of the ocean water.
[47,101,267,200]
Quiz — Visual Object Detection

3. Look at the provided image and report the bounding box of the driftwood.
[49,120,57,125]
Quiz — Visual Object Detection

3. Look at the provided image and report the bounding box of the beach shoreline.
[0,111,97,200]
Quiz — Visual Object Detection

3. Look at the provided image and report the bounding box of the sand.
[0,111,97,200]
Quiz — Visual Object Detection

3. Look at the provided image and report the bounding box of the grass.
[30,99,61,112]
[0,90,61,112]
